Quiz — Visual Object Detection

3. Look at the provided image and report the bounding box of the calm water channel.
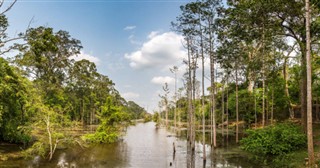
[0,122,264,168]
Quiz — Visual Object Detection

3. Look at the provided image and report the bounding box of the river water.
[0,122,264,168]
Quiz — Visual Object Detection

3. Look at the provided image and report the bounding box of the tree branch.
[0,0,16,15]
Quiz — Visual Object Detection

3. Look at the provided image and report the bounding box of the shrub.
[240,122,306,156]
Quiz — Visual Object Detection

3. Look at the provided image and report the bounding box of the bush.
[82,123,119,143]
[82,131,118,143]
[240,122,306,156]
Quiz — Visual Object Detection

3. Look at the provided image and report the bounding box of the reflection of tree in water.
[187,142,195,168]
[53,142,129,168]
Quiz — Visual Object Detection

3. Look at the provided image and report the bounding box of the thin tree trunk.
[46,116,53,161]
[316,98,319,121]
[222,83,224,136]
[284,57,294,118]
[266,96,269,125]
[262,25,265,127]
[192,54,197,151]
[199,12,206,160]
[255,87,257,129]
[271,84,274,125]
[82,98,84,125]
[236,66,239,144]
[305,0,314,165]
[166,100,168,128]
[226,72,229,138]
[210,37,216,149]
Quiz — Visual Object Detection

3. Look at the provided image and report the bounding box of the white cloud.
[124,26,136,31]
[71,51,100,65]
[148,31,159,39]
[151,76,174,85]
[124,31,186,70]
[122,92,140,100]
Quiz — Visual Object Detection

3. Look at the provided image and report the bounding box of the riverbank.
[1,121,319,167]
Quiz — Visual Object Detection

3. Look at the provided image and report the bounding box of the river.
[0,122,264,168]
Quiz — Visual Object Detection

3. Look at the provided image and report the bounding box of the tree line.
[0,0,147,161]
[156,0,320,166]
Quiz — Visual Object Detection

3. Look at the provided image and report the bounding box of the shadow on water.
[0,122,264,168]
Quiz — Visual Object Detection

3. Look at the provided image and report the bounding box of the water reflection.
[0,122,264,168]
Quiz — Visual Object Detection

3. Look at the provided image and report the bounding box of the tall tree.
[170,66,179,133]
[305,0,315,165]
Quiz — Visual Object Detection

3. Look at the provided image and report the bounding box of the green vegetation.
[241,122,306,156]
[240,122,308,167]
[1,0,320,166]
[0,1,149,161]
[82,96,130,143]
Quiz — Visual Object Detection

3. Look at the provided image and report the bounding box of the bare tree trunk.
[226,72,229,138]
[199,11,206,159]
[166,105,168,128]
[236,66,239,144]
[266,96,269,125]
[305,0,314,165]
[170,66,178,133]
[255,87,257,129]
[222,83,224,136]
[211,64,217,148]
[186,38,195,152]
[262,20,266,127]
[81,98,85,125]
[283,57,294,118]
[316,98,319,121]
[247,52,255,92]
[271,84,274,125]
[45,116,53,161]
[210,38,216,149]
[262,54,265,127]
[301,50,308,133]
[192,55,197,151]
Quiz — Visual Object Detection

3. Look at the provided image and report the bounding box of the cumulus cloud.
[122,92,140,100]
[151,76,174,85]
[124,32,186,70]
[71,51,100,65]
[124,26,136,31]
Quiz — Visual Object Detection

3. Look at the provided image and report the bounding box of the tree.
[126,101,147,119]
[170,66,179,132]
[305,0,315,165]
[0,0,20,56]
[16,26,82,107]
[68,59,98,124]
[159,83,170,127]
[0,57,32,143]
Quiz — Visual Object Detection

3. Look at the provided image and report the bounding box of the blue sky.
[5,0,198,112]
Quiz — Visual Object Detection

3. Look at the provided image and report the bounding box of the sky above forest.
[4,0,202,112]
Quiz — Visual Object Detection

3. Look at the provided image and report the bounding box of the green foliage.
[22,142,47,159]
[125,101,147,119]
[227,89,261,125]
[143,113,152,122]
[83,96,129,144]
[152,112,160,123]
[240,122,306,156]
[0,58,32,143]
[82,127,118,143]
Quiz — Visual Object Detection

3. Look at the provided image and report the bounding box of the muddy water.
[0,122,264,168]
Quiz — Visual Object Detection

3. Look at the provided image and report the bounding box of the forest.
[156,0,320,167]
[1,0,320,167]
[0,0,149,162]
